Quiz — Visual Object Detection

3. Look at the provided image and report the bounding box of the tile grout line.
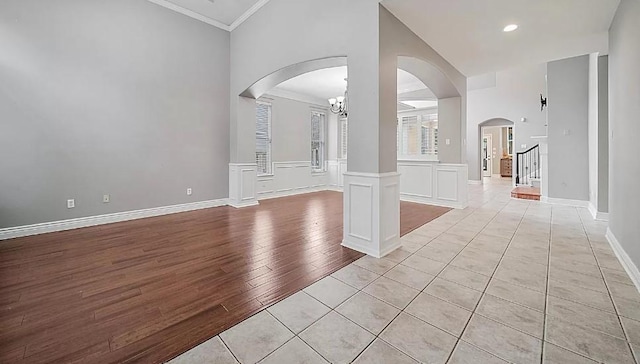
[539,202,554,364]
[443,199,533,364]
[577,208,639,364]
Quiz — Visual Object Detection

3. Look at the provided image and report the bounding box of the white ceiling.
[147,0,266,30]
[271,66,431,103]
[382,0,620,76]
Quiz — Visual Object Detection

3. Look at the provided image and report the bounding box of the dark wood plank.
[0,191,449,363]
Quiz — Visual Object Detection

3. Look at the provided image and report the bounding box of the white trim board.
[606,228,640,292]
[588,202,609,221]
[540,196,589,207]
[146,0,271,32]
[0,199,228,241]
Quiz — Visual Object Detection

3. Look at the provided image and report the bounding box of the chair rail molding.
[228,163,259,208]
[342,172,401,258]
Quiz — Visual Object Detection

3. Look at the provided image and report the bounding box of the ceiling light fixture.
[503,24,518,32]
[328,78,348,117]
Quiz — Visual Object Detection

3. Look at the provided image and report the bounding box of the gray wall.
[609,0,640,267]
[261,94,328,163]
[466,64,548,181]
[0,0,230,228]
[547,55,590,201]
[597,56,609,213]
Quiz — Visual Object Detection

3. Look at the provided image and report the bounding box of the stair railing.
[515,144,540,186]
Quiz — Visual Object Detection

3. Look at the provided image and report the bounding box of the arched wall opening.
[477,118,515,184]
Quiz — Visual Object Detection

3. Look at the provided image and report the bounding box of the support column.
[342,24,401,258]
[229,96,259,208]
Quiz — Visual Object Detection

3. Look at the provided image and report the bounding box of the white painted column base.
[342,172,400,258]
[228,163,259,208]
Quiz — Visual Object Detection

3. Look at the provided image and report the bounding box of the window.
[507,126,514,155]
[340,117,348,158]
[420,113,438,156]
[311,111,326,171]
[397,112,438,157]
[256,102,272,175]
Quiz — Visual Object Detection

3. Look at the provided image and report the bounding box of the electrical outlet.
[67,199,75,209]
[186,188,192,196]
[103,194,110,203]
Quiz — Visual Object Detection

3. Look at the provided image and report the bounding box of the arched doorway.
[477,118,515,185]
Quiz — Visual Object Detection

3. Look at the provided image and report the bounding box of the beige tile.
[602,267,636,286]
[462,314,542,364]
[303,276,357,308]
[549,257,602,278]
[438,265,490,291]
[448,341,508,364]
[362,276,419,309]
[485,278,545,312]
[259,337,328,364]
[220,311,294,364]
[405,293,471,337]
[493,265,547,292]
[300,312,374,364]
[608,280,640,302]
[414,244,461,263]
[549,267,607,293]
[384,248,413,263]
[353,256,397,275]
[449,254,499,276]
[614,295,640,322]
[267,292,330,334]
[168,336,238,364]
[352,339,418,364]
[380,313,457,364]
[542,342,597,364]
[331,264,379,290]
[546,296,624,339]
[424,278,482,310]
[399,241,424,253]
[545,315,634,364]
[476,294,544,338]
[547,279,615,313]
[401,254,447,275]
[383,264,435,290]
[621,316,640,346]
[336,292,400,335]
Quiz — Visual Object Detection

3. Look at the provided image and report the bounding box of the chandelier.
[328,78,348,117]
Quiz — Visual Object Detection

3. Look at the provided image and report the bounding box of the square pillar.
[342,172,400,258]
[228,163,259,208]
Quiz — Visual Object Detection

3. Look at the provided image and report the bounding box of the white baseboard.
[606,228,640,292]
[399,193,467,209]
[0,199,229,241]
[540,196,589,207]
[588,202,609,221]
[228,200,260,208]
[468,180,483,185]
[257,186,326,200]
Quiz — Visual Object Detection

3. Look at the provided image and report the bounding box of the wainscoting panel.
[256,161,329,199]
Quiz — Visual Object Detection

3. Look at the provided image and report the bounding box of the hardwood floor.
[0,191,450,363]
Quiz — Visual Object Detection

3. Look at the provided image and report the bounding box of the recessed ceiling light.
[503,24,518,32]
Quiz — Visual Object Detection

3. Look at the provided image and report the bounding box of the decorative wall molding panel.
[606,228,640,292]
[328,159,348,187]
[256,161,328,200]
[0,199,228,240]
[342,172,401,258]
[398,160,469,209]
[229,163,259,208]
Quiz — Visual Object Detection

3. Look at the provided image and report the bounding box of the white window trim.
[396,108,439,161]
[256,101,273,176]
[311,110,327,172]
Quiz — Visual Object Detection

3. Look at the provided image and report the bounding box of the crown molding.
[147,0,230,31]
[147,0,272,32]
[230,0,271,31]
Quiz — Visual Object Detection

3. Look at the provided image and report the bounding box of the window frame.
[310,110,327,172]
[396,107,439,161]
[255,101,273,176]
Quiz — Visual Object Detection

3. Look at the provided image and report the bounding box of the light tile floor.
[168,178,640,364]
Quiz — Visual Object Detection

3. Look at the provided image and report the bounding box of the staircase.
[512,144,541,201]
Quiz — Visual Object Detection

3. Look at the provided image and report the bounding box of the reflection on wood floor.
[0,191,451,363]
